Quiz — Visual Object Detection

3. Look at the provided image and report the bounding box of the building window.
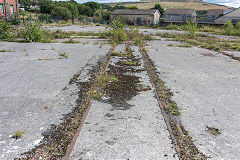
[10,5,14,15]
[0,4,3,15]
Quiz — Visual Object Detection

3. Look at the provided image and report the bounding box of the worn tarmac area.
[146,39,240,159]
[69,45,177,159]
[0,41,111,159]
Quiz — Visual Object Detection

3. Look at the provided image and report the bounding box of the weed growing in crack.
[92,71,118,99]
[166,101,180,116]
[0,49,14,52]
[111,52,123,57]
[177,44,192,48]
[157,32,240,52]
[12,130,24,139]
[38,58,54,60]
[58,52,68,59]
[123,60,137,66]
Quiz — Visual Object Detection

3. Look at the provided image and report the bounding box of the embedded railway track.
[22,42,205,160]
[63,46,116,160]
[139,47,183,160]
[63,43,185,160]
[139,44,206,160]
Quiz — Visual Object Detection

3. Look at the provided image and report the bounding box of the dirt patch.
[206,126,221,136]
[98,44,150,111]
[201,53,216,57]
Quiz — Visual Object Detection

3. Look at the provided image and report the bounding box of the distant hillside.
[108,0,230,11]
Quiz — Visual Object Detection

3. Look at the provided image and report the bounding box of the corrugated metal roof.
[111,9,158,15]
[215,7,240,24]
[164,9,195,15]
[206,9,224,15]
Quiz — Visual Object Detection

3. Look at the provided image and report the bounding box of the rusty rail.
[139,48,183,160]
[63,45,115,160]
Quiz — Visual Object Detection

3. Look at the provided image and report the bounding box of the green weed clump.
[222,22,234,35]
[166,101,180,116]
[105,29,128,44]
[186,21,197,38]
[0,19,12,40]
[23,22,43,42]
[96,71,117,87]
[177,44,192,48]
[12,130,24,139]
[90,71,118,99]
[58,52,68,59]
[123,60,137,66]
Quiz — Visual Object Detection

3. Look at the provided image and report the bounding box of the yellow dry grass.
[110,0,229,11]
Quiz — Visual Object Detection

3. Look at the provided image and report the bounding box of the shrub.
[51,7,72,21]
[166,23,182,30]
[0,19,12,40]
[104,29,128,44]
[235,22,240,30]
[235,22,240,36]
[111,17,126,30]
[223,22,234,35]
[186,21,197,38]
[23,22,43,42]
[9,16,20,25]
[38,14,47,21]
[56,2,79,18]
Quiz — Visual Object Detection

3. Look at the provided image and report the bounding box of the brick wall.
[0,0,19,18]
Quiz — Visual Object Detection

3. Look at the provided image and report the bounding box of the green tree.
[0,19,12,40]
[152,3,164,15]
[51,7,72,21]
[39,0,53,14]
[78,4,86,15]
[84,1,101,12]
[79,5,92,17]
[93,10,110,22]
[19,0,32,10]
[56,2,79,18]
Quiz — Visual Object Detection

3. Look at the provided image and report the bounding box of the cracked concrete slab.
[0,41,111,159]
[146,39,240,159]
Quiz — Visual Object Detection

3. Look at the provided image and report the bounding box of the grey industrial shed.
[110,9,160,26]
[164,9,196,23]
[200,9,224,24]
[214,8,240,24]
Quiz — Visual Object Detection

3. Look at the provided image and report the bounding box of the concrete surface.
[139,28,240,41]
[146,39,240,159]
[0,41,111,159]
[69,45,177,160]
[44,25,106,33]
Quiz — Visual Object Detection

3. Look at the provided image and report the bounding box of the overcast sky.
[203,0,240,8]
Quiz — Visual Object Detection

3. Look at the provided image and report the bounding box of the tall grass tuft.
[186,21,197,38]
